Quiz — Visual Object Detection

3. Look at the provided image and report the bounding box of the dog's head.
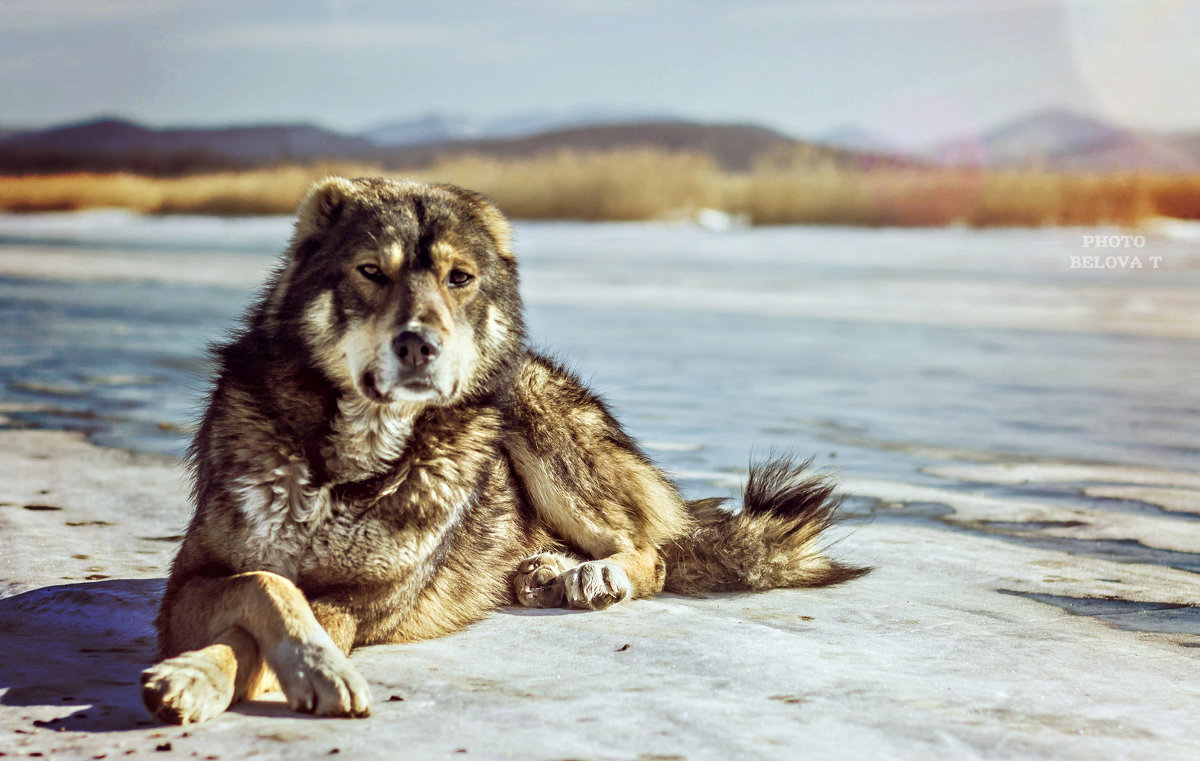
[269,177,524,407]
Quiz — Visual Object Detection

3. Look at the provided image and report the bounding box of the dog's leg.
[508,429,679,610]
[506,355,694,610]
[143,571,370,724]
[507,435,677,611]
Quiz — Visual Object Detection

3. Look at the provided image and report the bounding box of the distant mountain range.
[363,108,677,146]
[816,126,903,155]
[0,108,1196,175]
[0,114,897,175]
[0,118,377,174]
[932,109,1200,172]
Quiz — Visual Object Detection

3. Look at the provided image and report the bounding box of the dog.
[139,177,867,724]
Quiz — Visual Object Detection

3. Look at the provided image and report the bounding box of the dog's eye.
[447,269,474,288]
[357,264,388,285]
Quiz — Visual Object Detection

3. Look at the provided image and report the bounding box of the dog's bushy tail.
[662,456,869,594]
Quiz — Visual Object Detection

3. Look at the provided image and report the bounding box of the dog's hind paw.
[513,552,578,608]
[270,633,371,718]
[560,560,632,610]
[513,554,632,610]
[141,651,235,725]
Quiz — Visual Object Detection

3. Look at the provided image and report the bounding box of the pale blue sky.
[3,0,1198,147]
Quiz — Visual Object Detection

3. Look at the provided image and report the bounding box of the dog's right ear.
[292,176,355,242]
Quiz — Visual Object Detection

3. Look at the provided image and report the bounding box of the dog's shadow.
[0,578,165,732]
[0,579,589,732]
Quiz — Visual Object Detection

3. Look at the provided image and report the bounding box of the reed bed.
[0,151,1197,226]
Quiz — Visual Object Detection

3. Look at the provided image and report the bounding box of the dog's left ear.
[437,185,515,263]
[479,201,515,263]
[292,176,356,242]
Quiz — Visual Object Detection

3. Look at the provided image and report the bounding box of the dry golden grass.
[726,167,1180,227]
[417,150,724,221]
[1,151,1197,227]
[0,164,375,216]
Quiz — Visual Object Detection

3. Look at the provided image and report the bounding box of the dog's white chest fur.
[233,399,418,575]
[233,454,333,576]
[323,396,417,481]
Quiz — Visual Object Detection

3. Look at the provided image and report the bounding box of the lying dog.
[140,177,866,724]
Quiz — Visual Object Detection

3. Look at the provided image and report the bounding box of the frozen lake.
[1,213,1198,476]
[2,212,1200,759]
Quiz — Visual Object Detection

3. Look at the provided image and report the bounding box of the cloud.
[185,20,447,51]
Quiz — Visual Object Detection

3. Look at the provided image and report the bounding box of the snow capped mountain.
[363,108,677,147]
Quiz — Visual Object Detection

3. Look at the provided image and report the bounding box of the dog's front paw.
[271,634,371,718]
[513,552,577,608]
[559,560,632,610]
[141,651,234,725]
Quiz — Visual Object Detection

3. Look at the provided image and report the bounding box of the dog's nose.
[393,329,441,369]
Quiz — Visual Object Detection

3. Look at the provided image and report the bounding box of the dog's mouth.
[360,370,443,404]
[400,379,436,395]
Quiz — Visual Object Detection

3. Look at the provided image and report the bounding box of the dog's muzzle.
[360,326,446,403]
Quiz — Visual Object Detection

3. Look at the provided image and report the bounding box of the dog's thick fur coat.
[140,177,866,724]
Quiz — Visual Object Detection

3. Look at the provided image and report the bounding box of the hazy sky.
[4,0,1198,147]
